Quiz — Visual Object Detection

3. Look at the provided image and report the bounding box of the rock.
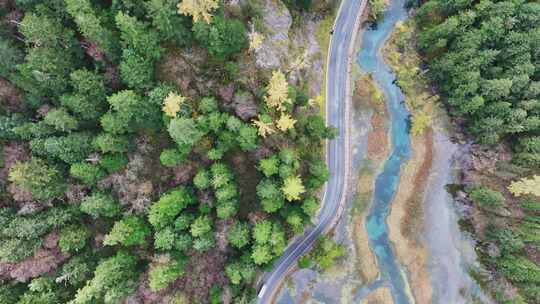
[486,242,500,258]
[253,0,292,70]
[218,84,235,103]
[232,91,257,120]
[288,19,324,96]
[456,190,468,200]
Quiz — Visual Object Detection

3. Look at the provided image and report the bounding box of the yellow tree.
[252,115,275,138]
[411,111,432,136]
[276,113,296,132]
[249,31,264,52]
[265,70,291,111]
[508,175,540,197]
[282,175,305,201]
[177,0,219,24]
[162,92,185,118]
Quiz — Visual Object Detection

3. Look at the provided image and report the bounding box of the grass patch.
[383,20,439,136]
[351,161,375,216]
[314,14,335,116]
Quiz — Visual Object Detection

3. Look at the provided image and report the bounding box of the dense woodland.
[0,0,341,303]
[415,0,540,302]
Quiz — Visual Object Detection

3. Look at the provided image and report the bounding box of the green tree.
[160,148,187,167]
[470,187,505,209]
[115,12,161,60]
[93,133,129,153]
[216,200,238,219]
[311,236,345,270]
[193,15,247,60]
[154,227,176,251]
[148,187,194,229]
[227,221,250,249]
[80,191,121,219]
[0,37,23,78]
[57,255,94,286]
[70,162,106,185]
[190,215,212,237]
[43,108,79,132]
[58,225,90,253]
[104,216,150,246]
[9,158,66,201]
[253,220,272,244]
[174,233,193,252]
[174,213,195,231]
[148,255,186,291]
[99,154,128,173]
[199,96,219,114]
[168,117,204,147]
[61,69,107,121]
[193,232,215,252]
[30,133,94,164]
[259,155,280,177]
[251,243,273,265]
[102,90,159,134]
[301,196,319,217]
[65,0,119,60]
[73,251,139,304]
[144,0,193,46]
[193,169,211,190]
[237,124,258,151]
[306,158,329,189]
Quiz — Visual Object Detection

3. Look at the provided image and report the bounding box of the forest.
[0,0,340,303]
[415,0,540,302]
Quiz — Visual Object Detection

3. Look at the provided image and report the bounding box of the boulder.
[253,0,292,70]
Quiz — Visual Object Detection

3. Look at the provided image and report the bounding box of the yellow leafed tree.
[265,70,291,111]
[508,175,540,197]
[249,31,264,52]
[282,175,305,201]
[411,111,432,136]
[252,115,275,138]
[162,92,185,118]
[177,0,219,24]
[276,113,296,132]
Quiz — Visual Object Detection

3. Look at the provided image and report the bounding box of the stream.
[357,0,412,303]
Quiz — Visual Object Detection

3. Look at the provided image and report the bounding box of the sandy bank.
[361,286,394,304]
[387,130,434,304]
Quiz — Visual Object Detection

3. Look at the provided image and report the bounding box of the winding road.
[257,0,366,302]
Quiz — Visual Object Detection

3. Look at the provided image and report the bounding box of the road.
[257,0,366,302]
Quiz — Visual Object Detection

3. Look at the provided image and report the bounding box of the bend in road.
[257,0,367,302]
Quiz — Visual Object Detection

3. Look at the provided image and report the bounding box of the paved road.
[257,0,366,302]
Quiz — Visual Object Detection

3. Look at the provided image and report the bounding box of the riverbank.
[352,73,391,285]
[381,18,435,304]
[382,16,492,304]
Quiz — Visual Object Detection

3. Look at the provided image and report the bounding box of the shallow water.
[357,0,412,303]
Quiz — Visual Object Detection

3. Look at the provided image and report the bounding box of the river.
[274,0,488,302]
[357,0,412,303]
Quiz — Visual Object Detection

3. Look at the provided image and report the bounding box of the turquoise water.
[357,0,412,303]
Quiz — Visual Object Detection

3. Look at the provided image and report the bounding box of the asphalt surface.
[257,0,366,302]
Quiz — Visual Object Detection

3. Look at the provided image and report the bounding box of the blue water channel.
[357,0,412,303]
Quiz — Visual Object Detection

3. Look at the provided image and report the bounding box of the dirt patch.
[400,128,433,243]
[353,214,379,283]
[361,286,394,304]
[351,72,391,285]
[367,113,389,162]
[387,131,434,304]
